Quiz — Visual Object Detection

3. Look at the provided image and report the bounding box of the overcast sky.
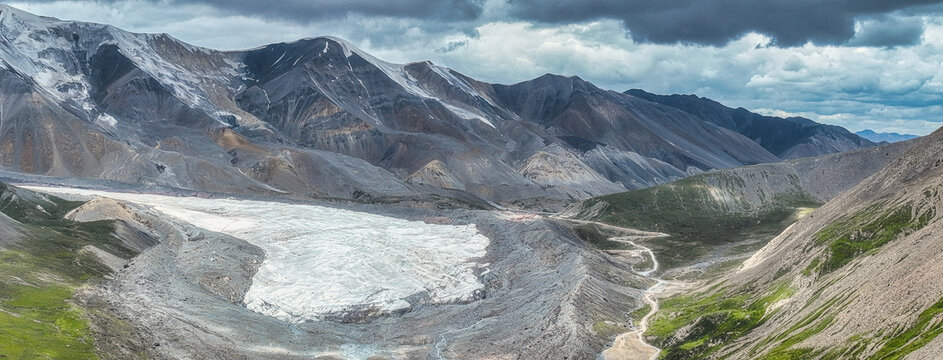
[9,0,943,135]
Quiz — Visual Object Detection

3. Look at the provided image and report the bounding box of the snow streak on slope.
[321,36,500,129]
[25,187,491,323]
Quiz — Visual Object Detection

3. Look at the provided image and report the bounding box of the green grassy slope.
[0,183,139,359]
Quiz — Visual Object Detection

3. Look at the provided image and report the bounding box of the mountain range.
[0,4,877,208]
[627,90,878,159]
[855,129,919,143]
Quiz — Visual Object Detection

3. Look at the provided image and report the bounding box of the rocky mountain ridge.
[627,89,878,159]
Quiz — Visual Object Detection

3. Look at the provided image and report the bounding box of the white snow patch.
[443,104,496,129]
[213,111,241,126]
[427,64,499,108]
[96,113,118,127]
[23,187,490,324]
[272,51,286,65]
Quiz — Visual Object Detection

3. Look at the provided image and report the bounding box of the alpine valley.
[0,4,939,360]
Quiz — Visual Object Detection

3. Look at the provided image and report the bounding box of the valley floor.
[0,183,649,359]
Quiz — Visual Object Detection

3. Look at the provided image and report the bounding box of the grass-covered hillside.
[0,183,137,359]
[577,170,820,270]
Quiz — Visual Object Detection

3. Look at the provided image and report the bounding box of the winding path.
[600,236,668,360]
[552,218,675,360]
[501,212,680,359]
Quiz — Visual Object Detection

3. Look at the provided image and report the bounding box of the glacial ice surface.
[26,187,490,323]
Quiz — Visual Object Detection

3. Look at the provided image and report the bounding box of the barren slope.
[646,128,943,359]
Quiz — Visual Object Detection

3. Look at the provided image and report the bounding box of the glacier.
[24,186,491,323]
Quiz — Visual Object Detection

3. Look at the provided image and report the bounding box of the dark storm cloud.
[506,0,943,46]
[849,15,925,47]
[24,0,487,21]
[193,0,485,21]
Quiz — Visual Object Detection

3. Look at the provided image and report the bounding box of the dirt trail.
[601,236,672,360]
[551,217,680,360]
